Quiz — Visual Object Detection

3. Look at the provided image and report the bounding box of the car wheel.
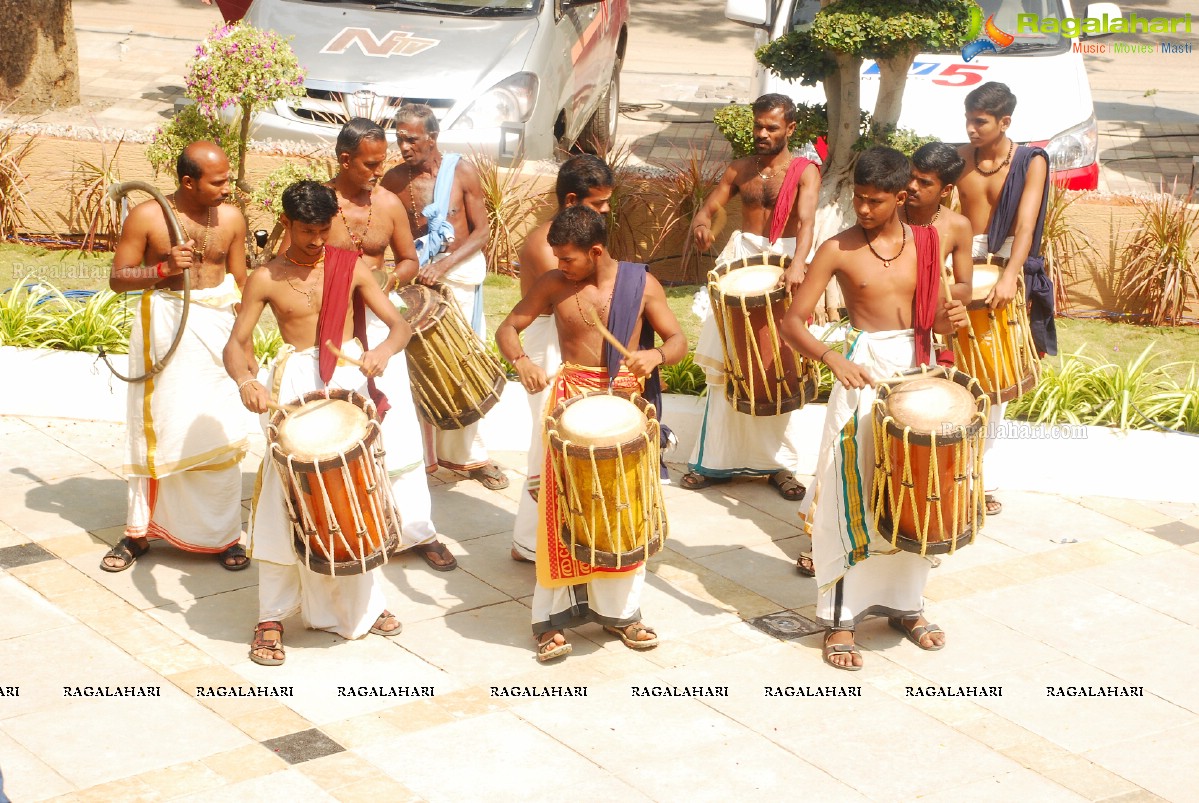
[577,66,619,155]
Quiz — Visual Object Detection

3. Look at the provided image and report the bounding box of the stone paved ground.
[2,412,1199,801]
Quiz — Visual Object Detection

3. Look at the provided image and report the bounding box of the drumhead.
[556,395,644,447]
[971,265,1002,301]
[396,284,444,332]
[716,264,783,298]
[884,377,977,433]
[276,398,370,460]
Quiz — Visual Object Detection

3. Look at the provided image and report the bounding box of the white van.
[725,0,1119,189]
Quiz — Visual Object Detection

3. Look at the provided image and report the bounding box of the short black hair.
[282,181,338,225]
[752,93,797,125]
[911,142,965,186]
[547,205,607,250]
[395,103,440,136]
[335,117,387,158]
[964,81,1017,119]
[854,147,911,194]
[555,154,614,209]
[176,148,203,182]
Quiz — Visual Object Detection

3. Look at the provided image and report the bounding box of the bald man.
[102,141,251,574]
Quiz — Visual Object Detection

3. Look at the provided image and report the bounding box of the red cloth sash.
[316,245,390,418]
[768,157,815,244]
[910,224,941,367]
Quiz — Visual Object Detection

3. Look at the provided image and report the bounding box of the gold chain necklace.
[575,283,613,327]
[285,248,323,308]
[905,202,941,228]
[336,190,372,254]
[756,154,791,182]
[405,160,441,227]
[169,195,212,263]
[862,223,907,269]
[974,139,1014,177]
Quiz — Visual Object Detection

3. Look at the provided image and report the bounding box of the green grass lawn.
[4,243,1195,380]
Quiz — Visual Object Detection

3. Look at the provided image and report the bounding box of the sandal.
[769,469,807,501]
[985,494,1002,516]
[100,536,150,573]
[603,622,659,650]
[469,462,509,491]
[217,543,250,571]
[680,471,730,491]
[536,631,572,663]
[888,617,945,651]
[249,621,285,666]
[796,551,815,578]
[823,629,862,671]
[414,539,458,571]
[370,610,402,637]
[511,546,534,563]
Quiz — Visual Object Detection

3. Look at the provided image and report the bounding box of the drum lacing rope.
[410,292,504,429]
[955,273,1040,403]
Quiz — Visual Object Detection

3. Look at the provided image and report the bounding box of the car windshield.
[303,0,540,17]
[789,0,1070,55]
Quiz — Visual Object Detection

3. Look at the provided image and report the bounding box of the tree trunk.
[872,48,919,132]
[813,53,862,323]
[0,0,80,113]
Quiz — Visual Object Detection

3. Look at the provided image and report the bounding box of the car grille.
[287,90,454,128]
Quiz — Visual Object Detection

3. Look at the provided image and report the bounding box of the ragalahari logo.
[961,5,1015,62]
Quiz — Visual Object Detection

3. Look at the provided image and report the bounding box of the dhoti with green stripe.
[800,328,935,629]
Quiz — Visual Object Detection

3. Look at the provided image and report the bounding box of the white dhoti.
[366,298,437,548]
[803,329,933,628]
[247,342,389,639]
[425,251,491,471]
[123,275,247,552]
[688,231,805,478]
[531,566,645,635]
[512,314,561,559]
[972,234,1013,492]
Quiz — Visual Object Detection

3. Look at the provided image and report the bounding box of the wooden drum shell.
[952,270,1040,403]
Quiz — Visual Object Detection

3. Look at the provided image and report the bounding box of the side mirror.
[1081,3,1122,39]
[725,0,771,28]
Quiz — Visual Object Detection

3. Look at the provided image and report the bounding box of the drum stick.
[584,309,635,361]
[877,366,948,385]
[324,340,366,368]
[264,399,297,414]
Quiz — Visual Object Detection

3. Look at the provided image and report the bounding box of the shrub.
[0,277,55,347]
[713,103,828,158]
[40,290,132,354]
[147,104,242,177]
[660,353,706,396]
[1117,187,1199,326]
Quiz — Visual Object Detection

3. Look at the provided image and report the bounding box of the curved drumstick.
[583,308,634,360]
[877,366,948,385]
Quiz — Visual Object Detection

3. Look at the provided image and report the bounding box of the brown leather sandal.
[249,621,285,666]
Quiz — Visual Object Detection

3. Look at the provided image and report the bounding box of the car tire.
[577,65,619,155]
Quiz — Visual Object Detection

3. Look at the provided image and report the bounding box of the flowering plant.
[184,23,306,119]
[146,104,241,177]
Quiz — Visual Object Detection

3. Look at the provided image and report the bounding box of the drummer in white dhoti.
[509,155,614,563]
[780,148,969,671]
[102,142,251,574]
[955,82,1053,518]
[497,206,687,663]
[684,93,821,502]
[277,117,459,572]
[224,181,412,666]
[381,103,510,492]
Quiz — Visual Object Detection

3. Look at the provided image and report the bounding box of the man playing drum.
[103,142,250,574]
[281,118,459,572]
[224,181,412,666]
[683,93,820,501]
[496,206,687,663]
[510,154,614,564]
[780,147,968,670]
[381,103,509,492]
[956,82,1053,516]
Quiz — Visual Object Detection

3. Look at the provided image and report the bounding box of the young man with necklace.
[103,141,251,574]
[224,181,412,666]
[682,92,821,503]
[902,142,973,304]
[381,103,510,492]
[780,147,968,671]
[956,82,1054,517]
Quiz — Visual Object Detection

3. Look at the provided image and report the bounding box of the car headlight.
[450,73,538,130]
[1046,115,1098,172]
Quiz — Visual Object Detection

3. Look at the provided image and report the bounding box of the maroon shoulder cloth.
[910,224,941,368]
[316,245,390,419]
[768,157,816,244]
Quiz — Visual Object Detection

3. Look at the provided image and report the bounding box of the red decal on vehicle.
[321,28,441,58]
[932,63,988,87]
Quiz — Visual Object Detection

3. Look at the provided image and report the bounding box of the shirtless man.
[780,147,968,670]
[901,141,973,302]
[956,81,1053,517]
[683,92,821,501]
[495,206,687,662]
[509,154,614,563]
[103,141,250,574]
[381,103,509,491]
[224,180,411,666]
[284,118,457,571]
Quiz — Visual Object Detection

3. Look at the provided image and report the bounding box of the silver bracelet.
[237,378,259,393]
